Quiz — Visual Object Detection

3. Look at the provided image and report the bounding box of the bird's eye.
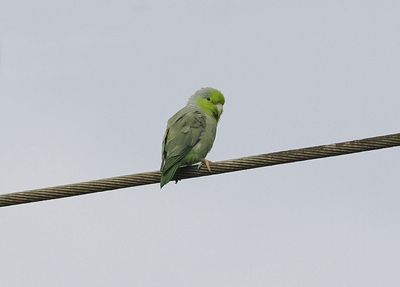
[206,97,211,101]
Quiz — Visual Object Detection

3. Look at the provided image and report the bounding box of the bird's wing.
[160,107,206,184]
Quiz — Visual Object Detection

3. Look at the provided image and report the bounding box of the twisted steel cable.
[1,132,399,208]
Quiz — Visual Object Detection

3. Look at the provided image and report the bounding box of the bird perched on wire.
[160,87,225,188]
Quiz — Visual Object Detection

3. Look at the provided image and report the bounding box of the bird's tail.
[160,164,180,188]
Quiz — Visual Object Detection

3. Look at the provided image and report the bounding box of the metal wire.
[1,132,399,207]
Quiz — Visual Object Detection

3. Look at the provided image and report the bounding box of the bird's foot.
[198,159,213,173]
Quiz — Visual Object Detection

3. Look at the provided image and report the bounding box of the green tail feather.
[160,164,180,188]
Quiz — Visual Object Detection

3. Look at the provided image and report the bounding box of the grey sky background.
[1,0,399,286]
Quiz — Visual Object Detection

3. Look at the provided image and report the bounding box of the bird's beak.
[216,103,223,116]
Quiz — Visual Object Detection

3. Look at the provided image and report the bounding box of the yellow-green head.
[188,87,225,121]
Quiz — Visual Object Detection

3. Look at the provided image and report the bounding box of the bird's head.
[188,87,225,121]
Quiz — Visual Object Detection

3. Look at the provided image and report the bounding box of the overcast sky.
[1,0,399,286]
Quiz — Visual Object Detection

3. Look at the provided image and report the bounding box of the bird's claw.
[198,159,212,173]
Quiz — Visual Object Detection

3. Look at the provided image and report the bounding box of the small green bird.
[160,87,225,188]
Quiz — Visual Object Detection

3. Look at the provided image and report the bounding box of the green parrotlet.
[160,87,225,188]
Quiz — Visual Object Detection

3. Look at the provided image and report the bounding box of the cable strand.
[1,132,399,207]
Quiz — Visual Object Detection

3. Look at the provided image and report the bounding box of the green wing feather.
[160,107,206,188]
